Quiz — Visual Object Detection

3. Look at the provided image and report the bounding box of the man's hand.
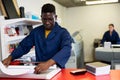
[2,56,12,67]
[34,59,56,74]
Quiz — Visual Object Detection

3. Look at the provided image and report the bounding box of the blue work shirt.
[10,22,72,68]
[101,30,120,44]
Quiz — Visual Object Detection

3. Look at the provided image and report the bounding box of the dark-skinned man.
[2,3,72,74]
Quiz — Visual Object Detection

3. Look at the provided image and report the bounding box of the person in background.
[101,24,120,45]
[2,3,72,74]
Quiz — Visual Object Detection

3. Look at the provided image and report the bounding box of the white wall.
[64,3,120,62]
[17,0,66,26]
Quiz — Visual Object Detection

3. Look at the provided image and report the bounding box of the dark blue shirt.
[101,30,119,44]
[10,22,72,68]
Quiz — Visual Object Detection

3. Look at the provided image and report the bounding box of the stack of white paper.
[0,61,61,79]
[104,42,111,48]
[86,62,110,75]
[115,64,120,69]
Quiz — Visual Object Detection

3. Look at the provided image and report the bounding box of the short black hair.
[41,3,56,14]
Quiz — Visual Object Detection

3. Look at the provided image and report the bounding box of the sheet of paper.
[0,67,61,79]
[0,61,34,75]
[0,61,61,79]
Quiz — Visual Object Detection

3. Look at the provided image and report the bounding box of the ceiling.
[54,0,120,7]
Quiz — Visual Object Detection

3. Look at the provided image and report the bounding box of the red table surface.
[0,69,120,80]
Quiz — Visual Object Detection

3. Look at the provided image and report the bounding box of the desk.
[1,69,120,80]
[95,47,120,62]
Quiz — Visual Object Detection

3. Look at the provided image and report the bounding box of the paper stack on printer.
[0,61,61,79]
[86,62,110,76]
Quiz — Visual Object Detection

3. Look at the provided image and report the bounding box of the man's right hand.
[2,56,12,67]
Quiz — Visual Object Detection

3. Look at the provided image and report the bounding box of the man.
[101,24,120,44]
[2,3,72,74]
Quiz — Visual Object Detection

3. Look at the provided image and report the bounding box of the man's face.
[41,12,57,30]
[109,26,114,32]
